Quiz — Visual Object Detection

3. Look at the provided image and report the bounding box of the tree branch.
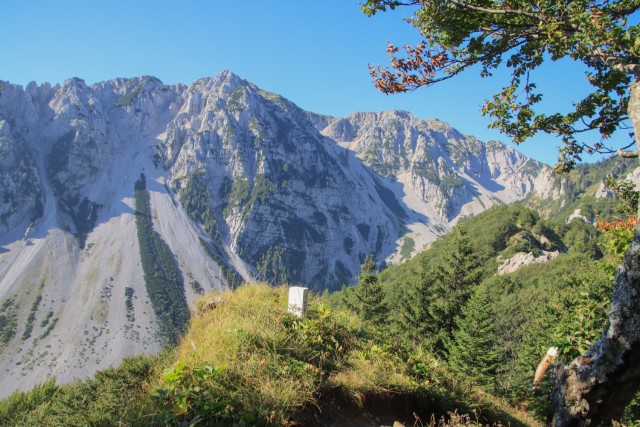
[448,0,544,20]
[592,47,640,76]
[616,149,639,158]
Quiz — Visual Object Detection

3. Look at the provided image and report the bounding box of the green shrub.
[0,355,158,426]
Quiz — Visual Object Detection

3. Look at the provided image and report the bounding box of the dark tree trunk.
[549,78,640,425]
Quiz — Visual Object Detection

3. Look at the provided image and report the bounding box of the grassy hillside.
[1,284,539,426]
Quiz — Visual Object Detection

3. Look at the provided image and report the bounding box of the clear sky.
[0,0,629,165]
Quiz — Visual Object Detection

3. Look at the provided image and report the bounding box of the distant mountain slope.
[315,110,551,261]
[523,156,638,223]
[0,71,550,396]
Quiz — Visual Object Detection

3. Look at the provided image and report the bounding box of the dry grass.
[162,283,362,424]
[329,343,415,407]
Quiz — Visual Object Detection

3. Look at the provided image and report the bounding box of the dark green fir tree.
[396,275,433,348]
[353,256,388,325]
[424,226,482,353]
[446,286,500,390]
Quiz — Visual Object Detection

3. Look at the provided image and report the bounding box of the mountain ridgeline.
[0,71,626,397]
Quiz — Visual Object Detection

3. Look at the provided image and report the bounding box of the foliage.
[447,287,501,390]
[400,236,416,261]
[256,245,290,285]
[395,273,432,347]
[125,287,135,323]
[0,284,538,426]
[154,361,241,426]
[167,284,534,425]
[164,284,360,424]
[115,85,142,107]
[0,355,158,426]
[596,216,637,266]
[178,170,221,244]
[0,298,17,348]
[190,279,205,295]
[523,156,638,223]
[422,226,482,353]
[227,86,246,112]
[249,174,277,207]
[221,174,278,221]
[350,256,388,325]
[223,177,250,217]
[22,292,43,341]
[604,175,640,218]
[368,200,630,417]
[596,171,639,266]
[199,237,244,289]
[363,0,640,171]
[547,267,613,361]
[134,174,189,345]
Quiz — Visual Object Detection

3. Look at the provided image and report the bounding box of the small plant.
[39,317,58,340]
[190,280,204,295]
[125,287,135,322]
[154,360,248,425]
[39,311,54,328]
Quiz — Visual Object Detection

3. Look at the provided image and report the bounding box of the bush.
[0,355,159,426]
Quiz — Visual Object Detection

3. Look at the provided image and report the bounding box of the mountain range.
[0,71,563,396]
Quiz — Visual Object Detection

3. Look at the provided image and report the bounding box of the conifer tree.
[447,287,500,390]
[396,275,433,347]
[353,256,388,325]
[425,226,482,353]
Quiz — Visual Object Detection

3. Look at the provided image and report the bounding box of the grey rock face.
[318,110,546,222]
[0,119,43,231]
[158,72,404,289]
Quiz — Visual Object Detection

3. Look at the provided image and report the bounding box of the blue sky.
[0,0,628,165]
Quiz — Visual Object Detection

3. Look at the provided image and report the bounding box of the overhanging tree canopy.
[364,0,640,172]
[362,0,640,424]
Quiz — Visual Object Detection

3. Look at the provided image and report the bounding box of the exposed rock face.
[0,71,549,397]
[567,209,590,224]
[316,110,551,262]
[595,182,613,199]
[497,250,561,275]
[0,120,42,231]
[160,73,404,289]
[318,111,546,222]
